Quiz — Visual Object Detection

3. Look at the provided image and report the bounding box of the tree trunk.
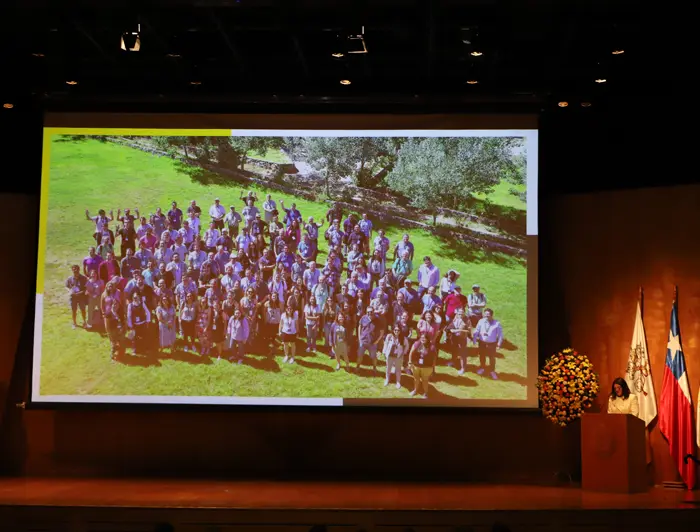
[183,146,189,159]
[325,173,331,199]
[432,212,437,226]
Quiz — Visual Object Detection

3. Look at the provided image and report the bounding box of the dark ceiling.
[0,0,646,110]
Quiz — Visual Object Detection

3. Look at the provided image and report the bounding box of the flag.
[624,300,658,426]
[659,300,697,489]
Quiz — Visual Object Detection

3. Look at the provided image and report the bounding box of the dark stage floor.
[0,478,699,531]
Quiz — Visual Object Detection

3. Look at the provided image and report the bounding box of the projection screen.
[31,113,538,407]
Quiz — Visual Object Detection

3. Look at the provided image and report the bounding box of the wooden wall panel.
[552,184,700,485]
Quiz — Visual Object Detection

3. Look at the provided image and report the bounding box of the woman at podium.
[607,377,639,417]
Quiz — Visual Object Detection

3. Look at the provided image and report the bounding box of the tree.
[386,137,519,224]
[149,136,284,169]
[292,137,400,197]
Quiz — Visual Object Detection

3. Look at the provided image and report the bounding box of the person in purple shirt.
[226,307,250,364]
[398,279,420,316]
[420,285,442,314]
[370,278,392,306]
[279,199,302,226]
[167,201,183,230]
[473,308,504,380]
[416,255,440,297]
[394,233,415,261]
[65,264,88,329]
[150,207,167,238]
[276,245,296,274]
[356,306,384,372]
[82,246,103,277]
[215,228,234,252]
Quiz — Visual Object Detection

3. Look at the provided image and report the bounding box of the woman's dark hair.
[610,377,631,399]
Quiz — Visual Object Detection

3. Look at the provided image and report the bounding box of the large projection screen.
[31,113,538,407]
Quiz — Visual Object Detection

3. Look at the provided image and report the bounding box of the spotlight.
[466,80,478,85]
[120,23,141,52]
[2,103,14,109]
[594,78,607,83]
[31,52,45,57]
[339,79,351,85]
[558,101,568,107]
[331,52,344,58]
[189,81,202,85]
[581,102,592,107]
[66,80,78,85]
[470,51,483,57]
[612,49,624,55]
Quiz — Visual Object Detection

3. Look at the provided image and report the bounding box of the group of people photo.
[65,192,506,399]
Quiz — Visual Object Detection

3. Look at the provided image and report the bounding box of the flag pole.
[639,286,643,315]
[674,285,678,306]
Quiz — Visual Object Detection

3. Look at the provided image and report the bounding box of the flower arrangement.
[537,348,599,427]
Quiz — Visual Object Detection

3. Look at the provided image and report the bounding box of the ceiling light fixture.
[340,79,351,85]
[331,52,344,58]
[66,80,78,85]
[581,102,592,107]
[190,81,202,85]
[558,101,568,107]
[594,78,607,83]
[612,49,624,55]
[466,80,478,85]
[3,103,14,109]
[120,23,141,52]
[166,53,181,58]
[470,51,483,57]
[32,52,45,57]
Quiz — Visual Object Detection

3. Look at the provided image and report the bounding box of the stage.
[1,478,699,531]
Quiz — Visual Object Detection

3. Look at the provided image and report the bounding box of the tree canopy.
[386,137,522,223]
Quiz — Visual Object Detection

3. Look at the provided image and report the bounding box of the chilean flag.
[658,300,697,489]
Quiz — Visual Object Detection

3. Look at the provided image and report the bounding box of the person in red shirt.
[98,251,121,284]
[443,285,468,321]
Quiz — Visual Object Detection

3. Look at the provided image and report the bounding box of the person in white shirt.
[439,269,459,299]
[166,253,185,286]
[204,222,220,252]
[224,205,242,237]
[304,295,321,352]
[179,220,195,246]
[262,194,277,224]
[383,325,410,389]
[607,378,640,417]
[209,198,226,230]
[473,308,503,380]
[416,255,440,297]
[186,210,200,235]
[279,304,299,364]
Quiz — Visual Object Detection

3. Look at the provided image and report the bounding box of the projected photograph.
[33,128,533,405]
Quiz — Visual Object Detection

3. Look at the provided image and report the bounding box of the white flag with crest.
[624,300,658,426]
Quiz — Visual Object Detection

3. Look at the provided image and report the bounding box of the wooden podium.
[581,413,648,493]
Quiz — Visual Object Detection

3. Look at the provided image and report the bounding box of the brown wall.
[7,184,700,485]
[551,184,700,485]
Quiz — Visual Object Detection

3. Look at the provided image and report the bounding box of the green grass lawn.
[247,148,289,164]
[473,181,526,211]
[38,137,529,402]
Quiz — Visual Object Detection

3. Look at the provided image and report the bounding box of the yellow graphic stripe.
[36,130,53,294]
[43,128,230,136]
